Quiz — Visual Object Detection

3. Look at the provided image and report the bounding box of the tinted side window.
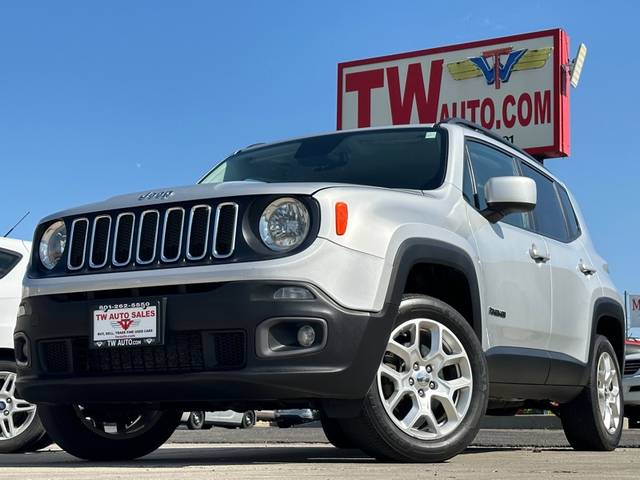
[557,186,581,241]
[520,162,569,241]
[462,156,474,204]
[466,140,526,229]
[0,250,21,280]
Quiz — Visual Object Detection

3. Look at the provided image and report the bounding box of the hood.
[39,182,346,223]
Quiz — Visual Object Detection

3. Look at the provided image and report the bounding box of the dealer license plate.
[91,300,162,349]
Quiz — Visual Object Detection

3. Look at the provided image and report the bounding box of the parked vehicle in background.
[0,238,50,453]
[624,338,640,428]
[16,120,626,462]
[625,337,640,355]
[273,409,317,428]
[181,410,256,430]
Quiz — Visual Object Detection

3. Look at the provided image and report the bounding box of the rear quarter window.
[556,185,581,241]
[0,249,22,280]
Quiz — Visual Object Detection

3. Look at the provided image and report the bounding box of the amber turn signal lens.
[335,202,348,236]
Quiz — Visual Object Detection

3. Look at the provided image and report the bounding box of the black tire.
[560,335,623,451]
[338,295,488,463]
[320,412,355,449]
[240,411,256,429]
[21,432,53,452]
[38,404,181,461]
[0,360,48,454]
[187,411,205,430]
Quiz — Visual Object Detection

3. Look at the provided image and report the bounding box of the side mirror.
[482,176,536,223]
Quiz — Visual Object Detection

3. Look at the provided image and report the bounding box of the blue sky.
[1,1,639,294]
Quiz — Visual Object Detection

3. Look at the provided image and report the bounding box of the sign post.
[337,29,570,159]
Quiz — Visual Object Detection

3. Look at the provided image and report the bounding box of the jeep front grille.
[89,215,111,268]
[186,205,211,260]
[136,210,159,264]
[64,201,239,273]
[67,218,89,270]
[213,203,239,258]
[113,213,135,266]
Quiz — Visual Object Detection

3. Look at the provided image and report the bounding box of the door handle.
[578,260,596,275]
[529,244,550,262]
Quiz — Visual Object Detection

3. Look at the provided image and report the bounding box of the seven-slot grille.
[66,202,239,273]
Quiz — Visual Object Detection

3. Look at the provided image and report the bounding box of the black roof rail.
[233,142,267,155]
[436,117,542,164]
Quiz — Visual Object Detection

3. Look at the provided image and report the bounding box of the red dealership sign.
[337,29,570,158]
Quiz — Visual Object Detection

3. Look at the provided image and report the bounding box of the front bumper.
[624,374,640,406]
[15,281,397,407]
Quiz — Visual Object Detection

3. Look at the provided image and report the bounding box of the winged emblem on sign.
[446,47,553,89]
[111,318,141,331]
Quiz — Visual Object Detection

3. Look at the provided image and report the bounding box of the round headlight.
[39,220,67,270]
[259,198,310,252]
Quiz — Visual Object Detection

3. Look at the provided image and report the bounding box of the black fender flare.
[382,238,483,339]
[590,297,626,367]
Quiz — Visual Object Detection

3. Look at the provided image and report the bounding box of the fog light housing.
[297,325,316,347]
[14,334,30,367]
[273,286,314,300]
[256,317,327,358]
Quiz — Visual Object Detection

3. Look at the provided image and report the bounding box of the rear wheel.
[560,335,623,451]
[38,404,181,461]
[187,411,205,430]
[240,411,256,429]
[340,295,488,462]
[0,360,48,454]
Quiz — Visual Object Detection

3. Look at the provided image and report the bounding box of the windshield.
[200,128,448,190]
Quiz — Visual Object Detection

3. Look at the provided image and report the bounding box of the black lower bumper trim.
[16,281,397,406]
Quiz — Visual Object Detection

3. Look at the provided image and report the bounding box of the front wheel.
[560,335,623,451]
[38,404,181,461]
[0,360,48,453]
[340,295,488,462]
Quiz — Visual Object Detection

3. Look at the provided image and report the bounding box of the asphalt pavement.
[169,423,640,448]
[0,427,638,480]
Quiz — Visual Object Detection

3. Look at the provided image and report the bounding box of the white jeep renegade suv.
[14,119,625,462]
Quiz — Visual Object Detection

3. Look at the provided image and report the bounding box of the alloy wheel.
[596,352,621,433]
[377,318,473,440]
[190,411,204,428]
[0,371,37,442]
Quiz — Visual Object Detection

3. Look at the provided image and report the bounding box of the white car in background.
[181,410,256,430]
[0,238,50,453]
